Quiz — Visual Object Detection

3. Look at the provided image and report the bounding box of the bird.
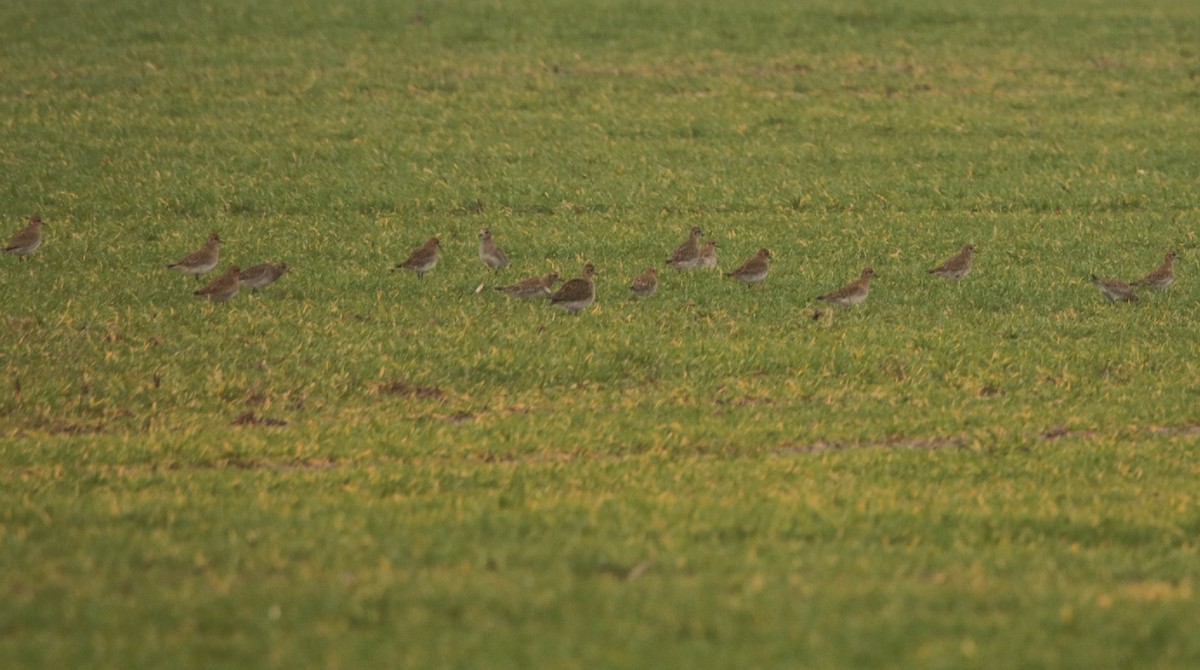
[818,267,876,306]
[194,265,241,303]
[495,271,560,299]
[168,233,221,280]
[1091,275,1138,303]
[927,244,975,280]
[629,266,658,297]
[478,228,509,272]
[4,215,44,257]
[695,240,718,270]
[550,263,598,313]
[239,262,289,292]
[393,237,440,277]
[665,226,703,269]
[1131,249,1177,290]
[724,248,771,285]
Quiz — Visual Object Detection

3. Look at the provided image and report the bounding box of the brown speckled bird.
[665,226,703,269]
[239,262,289,292]
[724,248,771,286]
[629,266,658,297]
[168,233,221,280]
[496,271,560,299]
[1131,249,1176,290]
[818,267,876,307]
[194,265,241,303]
[393,237,440,277]
[1091,275,1138,303]
[478,228,509,272]
[4,215,44,257]
[927,244,974,280]
[695,240,718,270]
[550,263,598,313]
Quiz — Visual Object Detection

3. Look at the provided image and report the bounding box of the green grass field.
[2,0,1199,667]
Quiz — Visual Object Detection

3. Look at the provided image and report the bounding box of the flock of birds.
[374,225,880,312]
[163,232,291,301]
[4,215,1179,308]
[3,217,289,302]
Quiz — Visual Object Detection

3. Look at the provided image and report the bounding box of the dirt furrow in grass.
[4,423,1199,480]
